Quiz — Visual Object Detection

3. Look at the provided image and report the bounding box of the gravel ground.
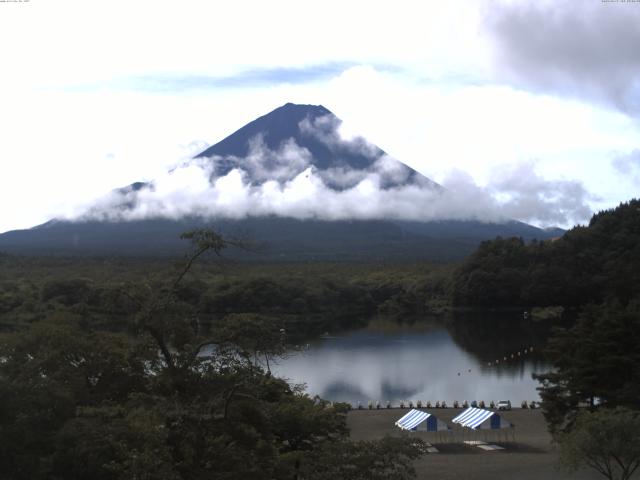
[347,408,608,480]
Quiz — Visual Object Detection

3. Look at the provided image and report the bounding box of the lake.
[271,315,551,406]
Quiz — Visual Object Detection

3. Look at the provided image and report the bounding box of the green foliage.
[535,302,640,433]
[0,231,425,480]
[53,404,180,480]
[294,436,424,480]
[213,313,286,373]
[268,394,348,452]
[452,237,529,307]
[0,315,154,479]
[530,305,564,321]
[0,254,452,339]
[453,199,640,308]
[41,278,95,306]
[558,408,640,480]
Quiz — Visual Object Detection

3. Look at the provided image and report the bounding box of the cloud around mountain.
[74,104,593,228]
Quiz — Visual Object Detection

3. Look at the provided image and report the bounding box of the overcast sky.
[1,0,639,232]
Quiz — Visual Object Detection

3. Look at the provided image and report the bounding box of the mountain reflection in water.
[271,316,550,405]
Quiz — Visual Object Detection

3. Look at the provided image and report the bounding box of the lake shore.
[347,408,602,480]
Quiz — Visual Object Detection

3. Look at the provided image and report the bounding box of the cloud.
[2,2,635,235]
[86,64,363,93]
[484,0,640,113]
[299,114,382,160]
[73,134,594,228]
[219,135,313,183]
[298,114,421,190]
[485,162,595,225]
[612,149,640,182]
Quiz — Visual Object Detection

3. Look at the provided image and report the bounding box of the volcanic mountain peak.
[194,102,436,190]
[195,103,337,161]
[0,102,564,259]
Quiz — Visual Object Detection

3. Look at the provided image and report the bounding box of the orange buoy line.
[486,346,534,367]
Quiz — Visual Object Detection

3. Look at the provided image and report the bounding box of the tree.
[0,229,425,479]
[535,302,640,433]
[0,314,154,480]
[558,408,640,480]
[295,436,424,480]
[213,313,286,374]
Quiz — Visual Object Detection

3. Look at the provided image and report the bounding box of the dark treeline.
[453,200,640,478]
[0,256,452,339]
[3,200,639,478]
[451,200,640,457]
[452,199,640,309]
[0,231,426,480]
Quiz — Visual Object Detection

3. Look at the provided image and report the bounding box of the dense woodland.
[0,232,448,480]
[453,200,640,477]
[0,255,452,337]
[452,199,640,309]
[1,200,639,478]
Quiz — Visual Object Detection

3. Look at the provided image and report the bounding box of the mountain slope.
[0,217,562,261]
[0,103,563,260]
[194,102,435,190]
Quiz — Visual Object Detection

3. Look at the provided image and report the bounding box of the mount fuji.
[0,103,562,260]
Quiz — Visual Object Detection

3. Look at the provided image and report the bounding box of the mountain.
[0,216,562,262]
[194,102,437,190]
[0,103,562,260]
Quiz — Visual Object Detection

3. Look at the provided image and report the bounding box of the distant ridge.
[0,103,563,260]
[0,217,563,261]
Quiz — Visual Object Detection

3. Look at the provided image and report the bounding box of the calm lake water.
[271,316,551,406]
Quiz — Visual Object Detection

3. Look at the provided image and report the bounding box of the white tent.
[451,407,512,430]
[395,409,449,432]
[451,407,515,443]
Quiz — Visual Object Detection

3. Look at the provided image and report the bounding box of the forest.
[452,199,640,309]
[1,200,640,479]
[0,254,452,338]
[0,231,433,480]
[452,201,640,437]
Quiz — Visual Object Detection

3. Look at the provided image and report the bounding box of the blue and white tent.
[395,409,449,432]
[451,407,512,430]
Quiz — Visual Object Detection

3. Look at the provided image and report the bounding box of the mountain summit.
[194,103,437,190]
[196,103,335,162]
[0,103,562,260]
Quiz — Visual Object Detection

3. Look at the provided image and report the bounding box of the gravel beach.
[347,408,606,480]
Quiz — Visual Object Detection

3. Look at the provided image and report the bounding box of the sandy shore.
[347,408,605,480]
